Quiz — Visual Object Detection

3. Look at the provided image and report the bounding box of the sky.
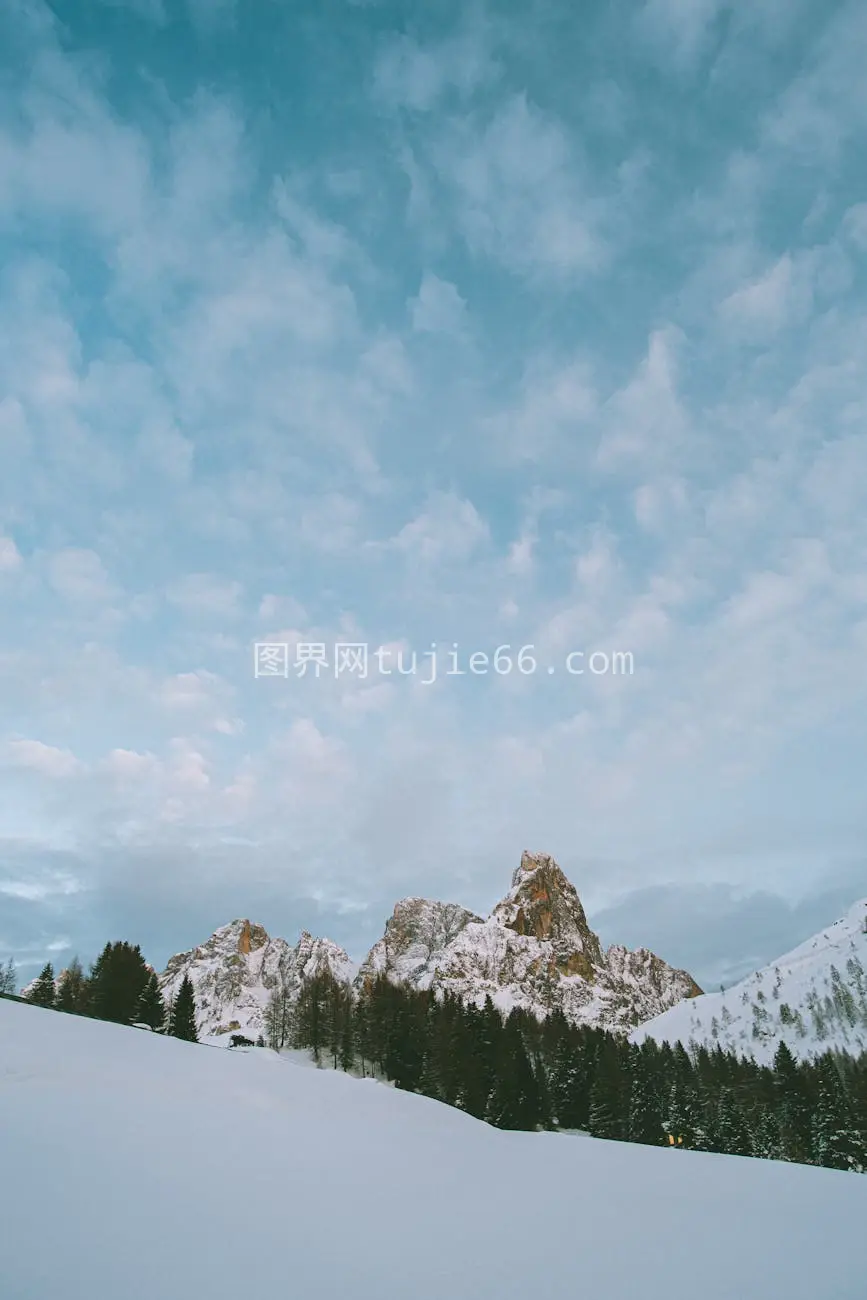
[1,0,866,993]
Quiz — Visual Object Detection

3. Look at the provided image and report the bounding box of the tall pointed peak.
[493,851,602,963]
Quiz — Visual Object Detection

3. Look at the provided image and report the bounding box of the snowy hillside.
[632,898,867,1064]
[1,998,866,1300]
[159,918,357,1040]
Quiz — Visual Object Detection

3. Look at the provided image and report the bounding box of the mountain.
[161,851,701,1040]
[359,851,702,1031]
[631,898,867,1064]
[158,919,357,1040]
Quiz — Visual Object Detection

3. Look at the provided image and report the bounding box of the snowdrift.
[1,997,865,1300]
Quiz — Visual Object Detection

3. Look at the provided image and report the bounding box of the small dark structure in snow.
[228,1033,255,1048]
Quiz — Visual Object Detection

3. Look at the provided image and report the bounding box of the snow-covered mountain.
[632,898,867,1064]
[360,850,702,1031]
[158,919,357,1040]
[3,996,866,1300]
[162,852,701,1039]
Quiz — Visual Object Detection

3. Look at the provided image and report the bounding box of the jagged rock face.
[159,919,357,1040]
[158,853,702,1042]
[356,851,702,1034]
[357,898,483,989]
[492,851,604,976]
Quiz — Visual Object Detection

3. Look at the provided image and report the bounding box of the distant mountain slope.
[632,898,867,1064]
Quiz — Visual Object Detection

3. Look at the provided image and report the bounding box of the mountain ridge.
[158,850,701,1039]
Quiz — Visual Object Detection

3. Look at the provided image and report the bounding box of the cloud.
[165,574,244,619]
[373,28,499,111]
[47,548,115,603]
[635,0,726,70]
[1,0,866,990]
[409,272,468,335]
[387,491,490,565]
[3,739,81,779]
[0,536,23,572]
[432,94,607,281]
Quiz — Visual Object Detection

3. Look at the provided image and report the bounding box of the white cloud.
[3,739,81,778]
[388,491,489,565]
[0,536,23,572]
[636,0,726,70]
[373,29,498,110]
[47,548,115,603]
[409,273,468,335]
[165,574,243,618]
[434,94,606,281]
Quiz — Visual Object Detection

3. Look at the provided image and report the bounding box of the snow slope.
[1,998,865,1300]
[632,898,867,1064]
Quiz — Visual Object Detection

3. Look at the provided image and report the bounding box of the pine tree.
[628,1044,665,1146]
[136,971,167,1031]
[588,1038,627,1141]
[772,1040,811,1162]
[56,957,89,1015]
[27,962,57,1009]
[168,974,198,1042]
[716,1087,751,1156]
[487,1012,541,1130]
[88,942,151,1025]
[811,1054,864,1171]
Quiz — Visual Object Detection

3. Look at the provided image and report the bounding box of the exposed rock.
[159,853,703,1041]
[356,850,702,1034]
[159,919,357,1040]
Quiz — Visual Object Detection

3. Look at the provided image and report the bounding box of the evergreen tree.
[811,1054,864,1171]
[716,1087,752,1156]
[27,962,57,1009]
[588,1038,627,1140]
[56,957,89,1015]
[168,974,198,1042]
[460,999,499,1120]
[549,1028,593,1130]
[89,942,151,1025]
[772,1040,811,1162]
[628,1044,665,1146]
[487,1012,541,1130]
[136,971,167,1031]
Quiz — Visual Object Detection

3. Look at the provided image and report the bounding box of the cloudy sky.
[1,0,866,992]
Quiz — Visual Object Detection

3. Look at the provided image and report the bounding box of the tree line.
[268,968,867,1173]
[7,945,198,1042]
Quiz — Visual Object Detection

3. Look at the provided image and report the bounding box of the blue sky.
[1,0,866,991]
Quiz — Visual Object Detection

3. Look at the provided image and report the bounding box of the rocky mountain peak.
[158,850,703,1042]
[357,897,483,989]
[492,849,603,972]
